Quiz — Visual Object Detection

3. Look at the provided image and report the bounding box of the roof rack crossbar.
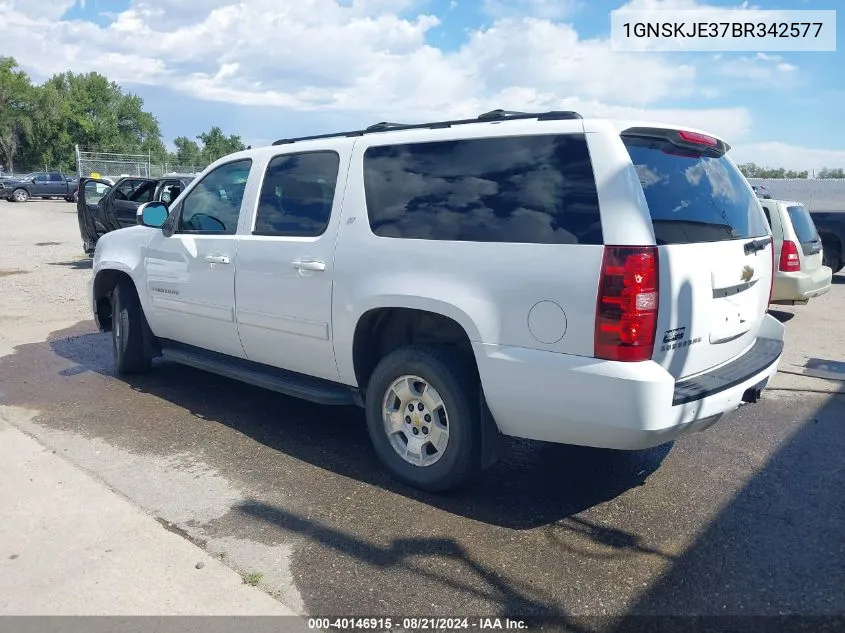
[271,109,583,145]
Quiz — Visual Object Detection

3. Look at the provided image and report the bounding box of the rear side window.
[254,151,340,237]
[786,205,819,244]
[363,134,603,245]
[624,137,768,244]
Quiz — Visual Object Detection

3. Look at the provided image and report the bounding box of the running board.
[159,341,357,407]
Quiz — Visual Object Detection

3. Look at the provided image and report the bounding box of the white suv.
[90,109,785,491]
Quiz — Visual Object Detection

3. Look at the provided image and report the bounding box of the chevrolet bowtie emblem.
[740,265,754,282]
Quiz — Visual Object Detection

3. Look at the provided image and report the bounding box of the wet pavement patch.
[35,242,62,246]
[0,269,29,277]
[1,321,843,619]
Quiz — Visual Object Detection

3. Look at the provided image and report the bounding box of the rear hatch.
[622,128,773,381]
[784,203,823,272]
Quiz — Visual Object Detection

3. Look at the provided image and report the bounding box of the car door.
[143,158,255,359]
[110,178,157,228]
[77,178,113,252]
[31,173,51,196]
[48,172,66,196]
[235,146,349,381]
[155,179,184,206]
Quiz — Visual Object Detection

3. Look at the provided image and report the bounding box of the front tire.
[12,189,29,203]
[365,346,481,492]
[111,281,152,375]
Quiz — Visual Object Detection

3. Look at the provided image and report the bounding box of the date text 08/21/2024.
[307,618,528,630]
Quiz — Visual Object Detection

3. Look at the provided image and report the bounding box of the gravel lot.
[1,200,844,627]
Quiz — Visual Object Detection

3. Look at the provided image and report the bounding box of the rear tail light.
[677,130,718,147]
[595,246,659,362]
[779,240,801,272]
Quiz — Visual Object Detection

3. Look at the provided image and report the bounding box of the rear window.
[363,134,603,245]
[623,136,768,245]
[786,205,819,244]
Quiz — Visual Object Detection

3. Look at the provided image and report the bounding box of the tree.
[172,135,202,165]
[737,163,809,179]
[197,126,246,163]
[0,57,34,173]
[817,167,845,179]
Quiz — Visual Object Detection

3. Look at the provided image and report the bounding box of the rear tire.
[111,280,152,375]
[822,241,843,274]
[365,345,481,492]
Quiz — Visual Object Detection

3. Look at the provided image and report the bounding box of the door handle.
[204,255,231,265]
[292,259,326,272]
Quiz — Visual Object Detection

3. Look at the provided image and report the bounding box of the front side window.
[84,180,110,205]
[178,159,252,234]
[254,151,340,237]
[363,134,603,245]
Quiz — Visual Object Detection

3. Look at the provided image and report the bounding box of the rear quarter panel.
[331,121,613,387]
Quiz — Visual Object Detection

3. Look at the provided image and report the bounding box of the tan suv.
[760,198,832,305]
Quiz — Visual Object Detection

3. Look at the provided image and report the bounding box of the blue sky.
[3,0,844,170]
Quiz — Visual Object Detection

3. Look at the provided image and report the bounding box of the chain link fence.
[75,146,207,181]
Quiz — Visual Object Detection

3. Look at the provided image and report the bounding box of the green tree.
[0,57,35,173]
[172,135,202,165]
[198,126,246,163]
[737,162,808,179]
[817,167,845,179]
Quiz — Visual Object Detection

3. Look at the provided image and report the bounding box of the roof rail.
[271,109,583,145]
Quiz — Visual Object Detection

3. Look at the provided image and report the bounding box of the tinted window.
[115,180,155,204]
[34,173,50,183]
[179,159,252,234]
[624,137,768,244]
[49,173,63,182]
[363,134,602,244]
[84,180,110,205]
[254,152,340,237]
[786,205,819,244]
[762,207,772,227]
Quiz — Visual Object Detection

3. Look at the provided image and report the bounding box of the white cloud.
[481,0,581,20]
[730,142,845,171]
[715,52,801,85]
[0,0,784,147]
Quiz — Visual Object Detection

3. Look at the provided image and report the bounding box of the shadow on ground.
[48,258,92,270]
[1,320,843,626]
[768,309,795,323]
[41,322,670,531]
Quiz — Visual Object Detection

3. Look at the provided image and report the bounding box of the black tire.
[111,280,152,375]
[365,345,481,492]
[822,241,843,274]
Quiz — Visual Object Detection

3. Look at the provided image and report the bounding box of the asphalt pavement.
[1,200,843,628]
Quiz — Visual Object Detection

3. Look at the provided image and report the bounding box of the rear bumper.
[475,313,785,450]
[771,266,832,303]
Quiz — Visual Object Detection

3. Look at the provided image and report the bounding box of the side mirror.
[137,201,169,228]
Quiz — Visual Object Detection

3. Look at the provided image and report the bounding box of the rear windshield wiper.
[744,237,771,255]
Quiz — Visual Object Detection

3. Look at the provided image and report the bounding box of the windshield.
[786,205,819,244]
[623,136,769,245]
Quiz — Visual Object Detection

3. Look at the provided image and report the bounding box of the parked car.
[758,198,832,305]
[77,175,194,254]
[89,110,784,491]
[0,171,79,202]
[808,211,845,273]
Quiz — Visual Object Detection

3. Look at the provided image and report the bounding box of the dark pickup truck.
[809,212,845,273]
[0,171,79,202]
[78,175,194,254]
